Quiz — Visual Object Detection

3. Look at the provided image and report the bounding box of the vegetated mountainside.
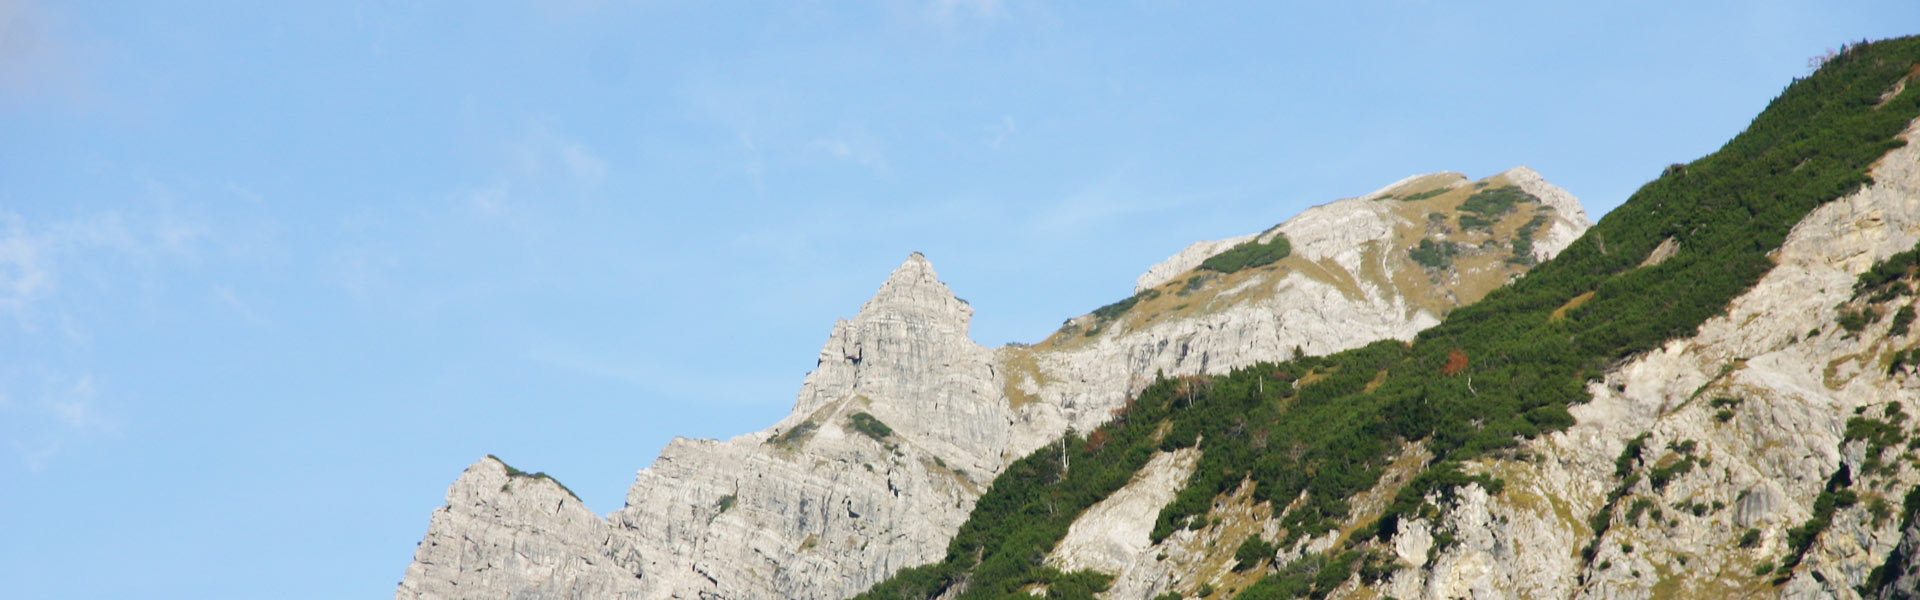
[848,36,1920,600]
[395,161,1589,596]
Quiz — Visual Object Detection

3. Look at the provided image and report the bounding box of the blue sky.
[1,1,1913,598]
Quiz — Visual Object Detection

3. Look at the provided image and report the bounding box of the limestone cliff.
[396,168,1587,599]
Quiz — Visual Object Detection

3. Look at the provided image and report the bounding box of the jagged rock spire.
[857,252,974,327]
[790,252,986,418]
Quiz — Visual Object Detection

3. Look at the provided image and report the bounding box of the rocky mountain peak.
[786,253,986,419]
[857,252,972,327]
[1497,165,1590,224]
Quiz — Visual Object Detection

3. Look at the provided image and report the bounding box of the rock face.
[606,253,1003,600]
[395,169,1590,600]
[1046,115,1920,600]
[1367,111,1920,600]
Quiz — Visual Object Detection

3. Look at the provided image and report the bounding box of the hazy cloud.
[0,201,215,334]
[1033,186,1167,234]
[510,121,608,185]
[0,212,52,324]
[524,341,789,408]
[931,0,1006,20]
[212,284,267,326]
[812,125,889,171]
[0,0,87,101]
[5,370,122,471]
[985,115,1017,149]
[465,182,512,217]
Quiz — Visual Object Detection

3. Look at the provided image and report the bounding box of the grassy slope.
[853,36,1920,600]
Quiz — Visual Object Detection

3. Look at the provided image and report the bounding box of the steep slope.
[847,35,1920,600]
[396,169,1588,599]
[1378,115,1920,599]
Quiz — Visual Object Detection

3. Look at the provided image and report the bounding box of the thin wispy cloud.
[465,182,512,217]
[985,115,1017,149]
[4,370,123,472]
[0,212,52,325]
[524,341,790,408]
[451,120,608,222]
[510,121,608,185]
[0,204,214,330]
[931,0,1007,20]
[1031,185,1180,235]
[812,127,890,171]
[212,284,268,326]
[47,374,109,430]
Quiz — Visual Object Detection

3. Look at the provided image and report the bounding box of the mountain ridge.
[397,163,1589,599]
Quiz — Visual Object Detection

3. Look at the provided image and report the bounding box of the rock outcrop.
[396,169,1590,600]
[397,457,646,600]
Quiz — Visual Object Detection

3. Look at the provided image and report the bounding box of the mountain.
[851,35,1920,600]
[395,163,1590,598]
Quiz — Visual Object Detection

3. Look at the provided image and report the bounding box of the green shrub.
[1626,498,1654,524]
[1399,187,1451,202]
[769,421,819,446]
[1409,239,1457,269]
[1234,536,1277,571]
[1855,239,1920,298]
[1026,568,1112,600]
[1458,186,1536,217]
[1178,274,1212,296]
[1199,235,1292,273]
[487,455,581,501]
[1509,214,1551,264]
[1891,305,1915,336]
[850,412,894,441]
[1839,306,1881,332]
[1648,456,1697,491]
[1615,434,1650,478]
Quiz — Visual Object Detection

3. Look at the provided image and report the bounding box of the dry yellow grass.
[1328,442,1431,548]
[1035,171,1564,359]
[1552,291,1597,323]
[997,346,1052,410]
[1362,368,1389,394]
